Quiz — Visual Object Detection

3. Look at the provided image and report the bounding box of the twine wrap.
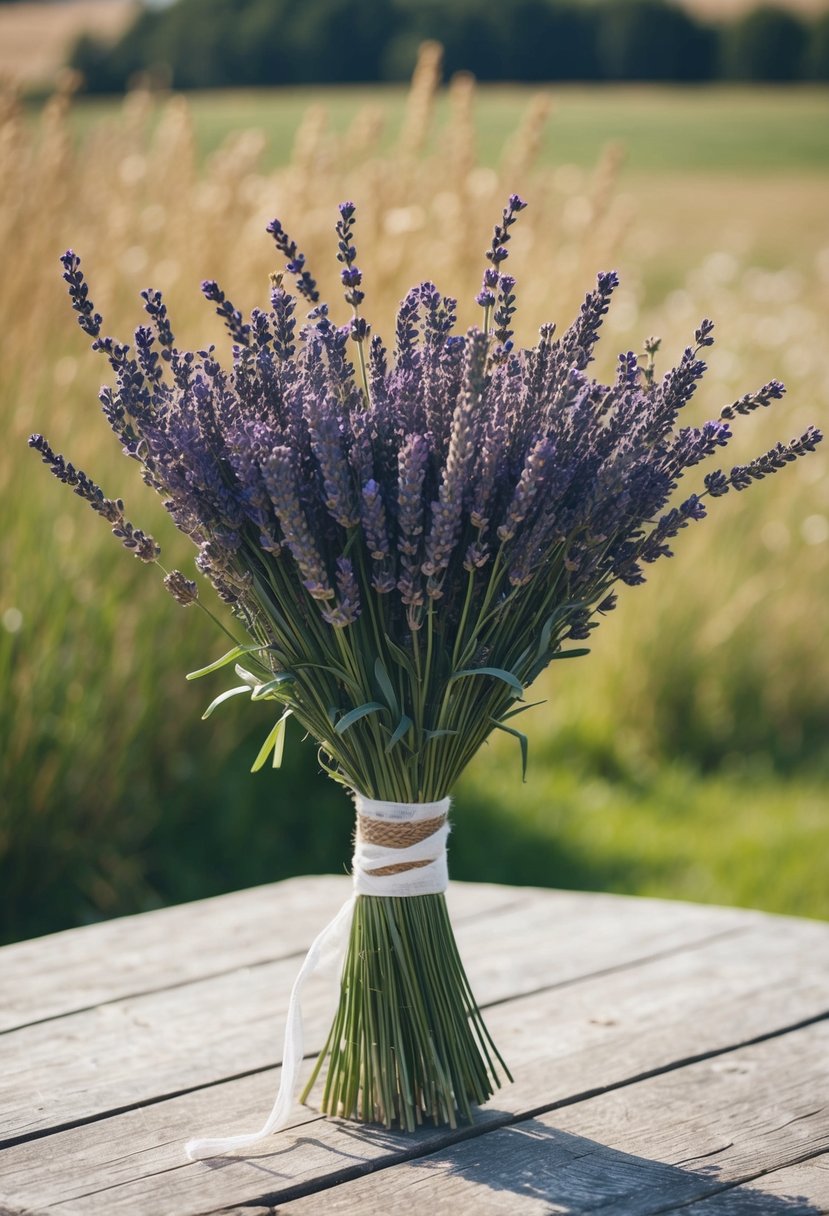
[353,795,450,896]
[184,794,450,1161]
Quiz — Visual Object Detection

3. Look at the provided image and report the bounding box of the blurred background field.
[1,26,828,941]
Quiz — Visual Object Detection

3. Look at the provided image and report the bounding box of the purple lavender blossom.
[397,433,429,621]
[641,493,707,563]
[141,288,174,352]
[322,557,361,627]
[201,280,251,347]
[164,570,199,606]
[720,380,785,421]
[60,250,102,338]
[558,272,619,373]
[716,427,822,494]
[491,273,517,361]
[307,409,360,529]
[336,203,365,310]
[422,330,488,595]
[196,542,244,605]
[267,219,320,304]
[34,198,821,712]
[361,479,390,561]
[477,197,526,326]
[485,196,527,268]
[135,325,162,384]
[497,437,556,543]
[263,447,334,602]
[28,433,159,561]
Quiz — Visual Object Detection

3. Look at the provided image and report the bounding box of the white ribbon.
[184,794,450,1161]
[353,795,450,898]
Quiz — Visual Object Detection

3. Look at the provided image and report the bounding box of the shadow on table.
[197,1117,821,1214]
[389,1117,819,1214]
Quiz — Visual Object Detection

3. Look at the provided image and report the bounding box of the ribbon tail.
[185,893,356,1161]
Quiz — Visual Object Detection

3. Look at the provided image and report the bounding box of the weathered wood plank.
[0,887,752,1142]
[2,915,826,1216]
[272,1023,829,1216]
[666,1157,829,1213]
[0,876,522,1033]
[0,876,345,1034]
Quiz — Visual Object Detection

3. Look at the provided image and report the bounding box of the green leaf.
[448,666,524,697]
[234,664,260,689]
[492,719,529,782]
[374,657,399,717]
[316,746,356,791]
[499,698,547,722]
[549,648,590,661]
[383,633,417,678]
[536,602,581,661]
[334,701,386,735]
[271,712,290,768]
[250,711,292,773]
[250,673,296,701]
[201,685,250,720]
[385,714,413,753]
[187,644,269,681]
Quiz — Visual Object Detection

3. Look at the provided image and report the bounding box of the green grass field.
[5,84,828,940]
[62,85,829,173]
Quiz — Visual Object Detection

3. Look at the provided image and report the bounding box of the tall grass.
[2,56,827,941]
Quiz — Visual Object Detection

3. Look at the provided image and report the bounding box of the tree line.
[71,0,829,92]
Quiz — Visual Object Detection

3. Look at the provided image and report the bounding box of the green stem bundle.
[302,892,511,1129]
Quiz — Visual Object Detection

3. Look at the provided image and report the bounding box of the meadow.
[3,63,828,942]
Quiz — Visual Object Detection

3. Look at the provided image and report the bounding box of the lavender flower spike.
[336,202,364,309]
[141,288,174,351]
[262,447,334,601]
[397,434,429,615]
[164,570,198,606]
[308,410,360,529]
[266,218,320,305]
[423,330,488,591]
[485,195,527,268]
[201,279,251,347]
[361,480,390,560]
[28,433,159,561]
[35,197,823,781]
[60,250,102,338]
[497,437,556,543]
[322,557,361,627]
[719,379,785,421]
[478,196,527,322]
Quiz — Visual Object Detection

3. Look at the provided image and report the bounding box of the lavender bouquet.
[30,197,820,1151]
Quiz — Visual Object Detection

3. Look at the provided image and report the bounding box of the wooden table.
[1,876,827,1214]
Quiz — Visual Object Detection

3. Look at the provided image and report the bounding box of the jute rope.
[356,812,447,876]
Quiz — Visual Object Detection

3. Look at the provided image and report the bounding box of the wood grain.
[273,1023,829,1216]
[1,880,827,1216]
[666,1158,829,1214]
[0,886,752,1142]
[2,911,826,1215]
[0,876,521,1034]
